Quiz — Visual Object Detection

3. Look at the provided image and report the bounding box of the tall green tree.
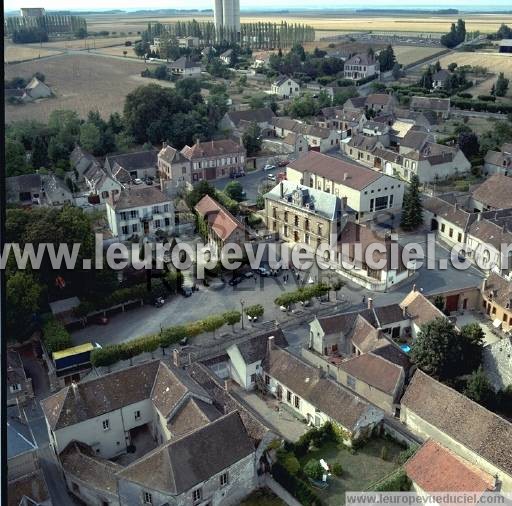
[242,122,262,157]
[495,73,510,97]
[6,139,28,177]
[400,175,423,231]
[463,367,494,407]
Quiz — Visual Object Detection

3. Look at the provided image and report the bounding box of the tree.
[303,459,323,481]
[411,317,458,379]
[224,181,245,202]
[201,314,225,338]
[242,122,262,157]
[6,271,42,339]
[495,73,510,97]
[134,41,149,58]
[75,27,88,39]
[31,135,49,170]
[448,62,458,72]
[223,310,241,332]
[378,45,396,72]
[186,180,217,208]
[331,279,345,299]
[79,123,102,154]
[459,323,484,373]
[6,139,28,177]
[333,86,358,107]
[392,62,402,80]
[433,295,445,312]
[400,175,423,231]
[289,94,318,118]
[255,194,265,210]
[458,132,480,159]
[245,304,264,319]
[419,67,433,90]
[463,367,494,407]
[441,19,466,48]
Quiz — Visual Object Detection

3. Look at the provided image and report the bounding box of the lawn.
[299,438,404,506]
[240,488,286,506]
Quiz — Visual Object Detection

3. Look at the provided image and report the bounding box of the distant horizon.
[5,2,512,14]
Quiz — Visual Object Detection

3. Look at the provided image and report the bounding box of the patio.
[232,387,308,442]
[454,311,503,346]
[111,423,158,466]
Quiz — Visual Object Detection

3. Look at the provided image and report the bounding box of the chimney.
[195,138,200,146]
[267,335,275,355]
[172,348,181,368]
[402,306,408,319]
[344,172,349,181]
[477,212,482,222]
[224,379,230,391]
[367,297,373,310]
[412,283,417,292]
[163,141,167,148]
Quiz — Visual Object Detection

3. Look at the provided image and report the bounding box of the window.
[130,210,138,219]
[441,223,446,233]
[143,491,153,504]
[120,211,128,220]
[10,383,21,393]
[193,488,202,503]
[458,232,462,242]
[294,215,299,226]
[287,390,292,403]
[102,419,110,431]
[102,191,109,199]
[449,228,453,238]
[250,374,256,384]
[72,482,80,494]
[132,224,138,233]
[134,410,141,420]
[265,375,270,385]
[154,219,161,228]
[294,395,300,409]
[347,375,356,389]
[164,218,170,227]
[220,472,229,487]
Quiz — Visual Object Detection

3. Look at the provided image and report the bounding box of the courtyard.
[298,438,405,505]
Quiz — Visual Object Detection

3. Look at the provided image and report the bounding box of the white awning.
[493,318,502,328]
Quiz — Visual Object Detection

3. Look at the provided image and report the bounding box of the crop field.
[5,45,64,63]
[4,53,171,123]
[392,45,446,66]
[84,12,512,36]
[95,46,140,58]
[433,52,512,80]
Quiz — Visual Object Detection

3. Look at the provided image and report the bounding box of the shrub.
[43,319,72,354]
[272,462,322,506]
[331,462,343,477]
[373,468,411,491]
[380,445,389,461]
[477,95,496,102]
[304,459,323,480]
[397,445,418,465]
[277,450,301,475]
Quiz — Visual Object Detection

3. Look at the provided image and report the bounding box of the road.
[71,229,483,348]
[212,167,277,201]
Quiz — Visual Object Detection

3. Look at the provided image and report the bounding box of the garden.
[272,423,414,506]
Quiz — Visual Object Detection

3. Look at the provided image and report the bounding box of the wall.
[400,406,512,492]
[118,452,257,506]
[64,471,120,506]
[51,398,154,459]
[8,449,38,481]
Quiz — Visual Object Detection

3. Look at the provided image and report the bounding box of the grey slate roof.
[264,180,343,221]
[7,406,37,460]
[117,412,254,495]
[105,150,158,173]
[234,329,288,364]
[110,186,170,211]
[225,107,275,127]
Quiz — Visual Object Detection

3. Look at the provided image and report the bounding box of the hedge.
[274,282,330,307]
[371,467,411,491]
[451,97,512,114]
[43,318,73,354]
[90,310,241,368]
[272,462,323,506]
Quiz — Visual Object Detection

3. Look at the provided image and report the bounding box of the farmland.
[5,45,64,63]
[4,53,170,123]
[393,45,447,66]
[82,11,512,37]
[433,52,512,80]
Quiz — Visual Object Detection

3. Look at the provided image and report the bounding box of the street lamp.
[240,298,245,330]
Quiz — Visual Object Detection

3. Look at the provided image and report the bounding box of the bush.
[397,446,417,465]
[331,462,343,477]
[277,450,301,475]
[373,468,411,491]
[380,446,389,461]
[477,95,496,102]
[43,319,72,354]
[304,459,323,480]
[272,462,322,506]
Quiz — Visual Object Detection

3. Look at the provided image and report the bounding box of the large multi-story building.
[106,186,174,241]
[263,181,347,248]
[213,0,240,34]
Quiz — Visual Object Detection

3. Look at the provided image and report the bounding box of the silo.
[214,0,223,32]
[233,0,240,33]
[222,0,234,29]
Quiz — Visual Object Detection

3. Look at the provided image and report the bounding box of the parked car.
[144,177,153,185]
[263,164,276,171]
[180,286,192,297]
[255,267,270,276]
[154,296,165,307]
[243,271,254,279]
[133,178,143,185]
[267,174,276,181]
[229,276,244,286]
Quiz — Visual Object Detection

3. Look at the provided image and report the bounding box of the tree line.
[142,19,315,49]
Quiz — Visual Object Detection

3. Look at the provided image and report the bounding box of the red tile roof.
[404,440,495,494]
[194,195,246,242]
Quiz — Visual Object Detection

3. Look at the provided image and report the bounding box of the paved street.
[212,168,273,201]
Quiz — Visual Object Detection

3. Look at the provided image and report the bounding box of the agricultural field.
[4,53,171,123]
[84,11,512,36]
[434,52,512,80]
[393,45,447,66]
[95,45,140,58]
[4,44,63,63]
